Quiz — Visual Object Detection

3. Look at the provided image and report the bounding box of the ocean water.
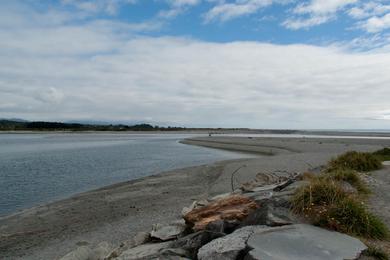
[0,133,253,216]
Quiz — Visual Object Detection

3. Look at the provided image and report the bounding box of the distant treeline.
[0,119,303,134]
[0,120,186,131]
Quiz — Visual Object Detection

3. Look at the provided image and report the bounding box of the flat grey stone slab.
[198,226,264,260]
[151,220,186,241]
[246,224,367,260]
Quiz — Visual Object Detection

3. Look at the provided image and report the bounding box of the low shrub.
[373,148,390,162]
[328,151,382,172]
[292,176,388,240]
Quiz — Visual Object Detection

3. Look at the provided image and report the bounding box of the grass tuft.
[362,246,389,260]
[328,151,382,172]
[322,169,370,194]
[292,176,388,240]
[373,148,390,162]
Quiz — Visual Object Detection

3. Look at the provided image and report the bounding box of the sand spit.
[1,136,390,259]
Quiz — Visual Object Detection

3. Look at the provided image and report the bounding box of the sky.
[1,0,390,129]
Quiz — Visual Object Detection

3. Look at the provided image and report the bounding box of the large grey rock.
[239,201,296,227]
[89,242,112,260]
[59,246,92,260]
[151,220,186,241]
[171,230,224,259]
[116,241,172,260]
[245,224,367,260]
[197,226,264,260]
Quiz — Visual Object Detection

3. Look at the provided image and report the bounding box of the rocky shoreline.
[59,167,369,260]
[1,136,390,259]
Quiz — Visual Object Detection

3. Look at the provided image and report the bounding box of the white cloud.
[158,0,201,19]
[283,0,357,29]
[2,1,390,128]
[348,2,390,19]
[203,0,275,23]
[358,13,390,33]
[168,0,201,7]
[61,0,137,15]
[283,15,330,30]
[293,0,358,15]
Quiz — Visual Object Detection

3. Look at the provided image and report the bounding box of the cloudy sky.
[1,0,390,129]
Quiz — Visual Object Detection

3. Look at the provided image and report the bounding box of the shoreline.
[2,129,390,138]
[1,136,390,259]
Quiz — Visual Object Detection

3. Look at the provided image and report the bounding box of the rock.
[59,246,92,260]
[197,226,263,260]
[238,203,268,227]
[116,241,172,260]
[170,230,224,259]
[238,200,295,228]
[340,181,358,194]
[273,179,295,192]
[106,232,151,259]
[89,242,112,260]
[245,224,367,260]
[266,211,293,227]
[151,220,187,241]
[265,205,297,227]
[132,231,151,245]
[159,248,191,259]
[182,201,197,216]
[184,195,259,231]
[205,219,239,234]
[181,200,209,216]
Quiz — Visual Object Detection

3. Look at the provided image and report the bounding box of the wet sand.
[1,136,390,259]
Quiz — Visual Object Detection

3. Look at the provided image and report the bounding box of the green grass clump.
[362,246,389,260]
[292,176,388,240]
[328,151,382,172]
[324,197,388,239]
[323,169,370,194]
[373,148,390,162]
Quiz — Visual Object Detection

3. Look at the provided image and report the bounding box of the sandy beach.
[1,135,390,259]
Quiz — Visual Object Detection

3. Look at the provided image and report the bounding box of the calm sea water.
[0,133,253,216]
